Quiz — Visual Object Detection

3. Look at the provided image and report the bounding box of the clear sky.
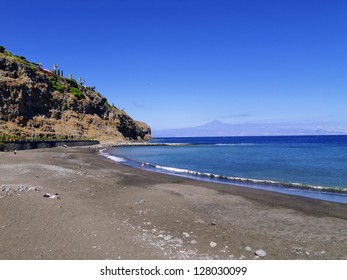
[2,0,346,132]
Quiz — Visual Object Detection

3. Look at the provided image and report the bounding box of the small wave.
[154,165,192,173]
[100,151,125,162]
[150,164,347,195]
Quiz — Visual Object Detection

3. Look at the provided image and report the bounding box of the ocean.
[102,135,347,204]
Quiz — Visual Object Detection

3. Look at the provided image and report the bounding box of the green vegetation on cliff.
[69,87,85,100]
[50,77,65,93]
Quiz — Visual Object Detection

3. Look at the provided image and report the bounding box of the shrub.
[69,87,85,100]
[51,80,65,93]
[68,78,79,88]
[0,46,5,53]
[50,75,57,82]
[50,77,65,93]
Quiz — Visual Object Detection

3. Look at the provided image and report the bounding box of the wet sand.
[1,146,347,260]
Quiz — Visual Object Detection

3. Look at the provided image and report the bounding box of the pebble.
[182,232,190,238]
[190,240,197,245]
[245,246,252,252]
[255,249,267,258]
[210,242,217,248]
[174,238,183,244]
[195,219,205,224]
[164,235,173,241]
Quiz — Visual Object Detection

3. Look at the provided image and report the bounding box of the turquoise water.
[103,136,347,204]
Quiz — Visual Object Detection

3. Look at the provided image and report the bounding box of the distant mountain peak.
[202,120,225,127]
[153,120,345,137]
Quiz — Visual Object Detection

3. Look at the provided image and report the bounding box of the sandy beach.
[1,146,347,260]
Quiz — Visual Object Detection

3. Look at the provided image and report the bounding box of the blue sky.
[2,0,347,132]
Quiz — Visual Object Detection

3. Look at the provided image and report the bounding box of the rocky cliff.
[0,49,151,141]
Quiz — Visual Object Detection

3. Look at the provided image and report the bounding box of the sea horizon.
[151,134,347,140]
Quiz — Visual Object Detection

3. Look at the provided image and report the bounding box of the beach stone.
[182,232,190,238]
[255,249,266,258]
[292,247,303,254]
[164,235,173,241]
[195,218,205,224]
[245,246,252,252]
[186,249,197,256]
[173,238,183,244]
[190,240,197,245]
[210,242,217,248]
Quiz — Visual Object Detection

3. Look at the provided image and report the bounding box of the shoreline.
[101,148,347,205]
[1,146,347,259]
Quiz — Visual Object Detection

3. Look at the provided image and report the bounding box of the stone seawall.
[2,140,99,151]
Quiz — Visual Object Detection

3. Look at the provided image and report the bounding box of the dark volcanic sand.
[1,146,347,260]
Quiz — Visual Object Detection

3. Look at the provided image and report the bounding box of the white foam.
[104,154,125,162]
[99,150,126,162]
[155,165,190,173]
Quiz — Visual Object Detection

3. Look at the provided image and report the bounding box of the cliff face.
[0,51,151,141]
